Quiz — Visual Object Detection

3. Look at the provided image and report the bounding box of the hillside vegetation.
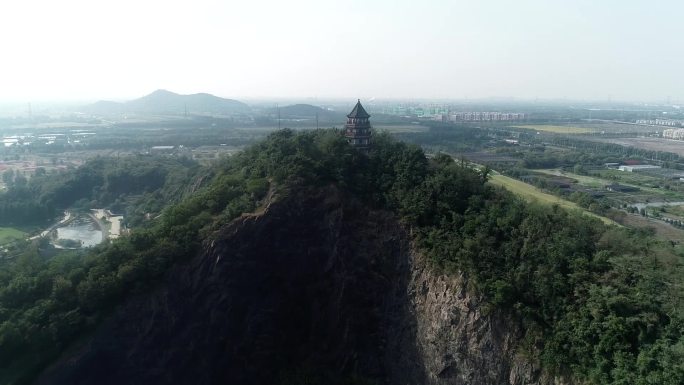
[0,129,682,384]
[0,156,201,228]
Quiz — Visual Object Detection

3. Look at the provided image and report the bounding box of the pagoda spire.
[347,99,370,119]
[344,99,371,152]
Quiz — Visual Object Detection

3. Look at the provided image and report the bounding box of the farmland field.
[538,168,684,196]
[536,168,606,188]
[375,124,429,133]
[591,168,665,186]
[537,168,664,190]
[513,125,596,134]
[587,137,684,156]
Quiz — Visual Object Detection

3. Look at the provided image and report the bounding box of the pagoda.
[344,99,371,151]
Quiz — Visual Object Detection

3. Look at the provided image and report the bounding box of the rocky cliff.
[36,186,556,385]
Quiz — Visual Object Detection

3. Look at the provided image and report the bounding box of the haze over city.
[1,0,683,103]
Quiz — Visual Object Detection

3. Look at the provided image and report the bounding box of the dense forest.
[0,129,682,384]
[0,156,201,227]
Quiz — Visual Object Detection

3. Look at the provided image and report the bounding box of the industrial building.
[618,165,661,172]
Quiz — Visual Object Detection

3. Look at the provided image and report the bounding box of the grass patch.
[0,227,27,245]
[513,125,595,134]
[489,173,617,225]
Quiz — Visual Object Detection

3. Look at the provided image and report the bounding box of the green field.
[538,168,684,201]
[593,169,667,188]
[375,124,429,133]
[489,173,617,225]
[536,168,606,188]
[0,227,27,245]
[513,125,596,134]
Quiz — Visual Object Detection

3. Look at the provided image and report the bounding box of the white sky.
[0,0,682,102]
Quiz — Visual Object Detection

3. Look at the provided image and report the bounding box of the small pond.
[54,216,103,248]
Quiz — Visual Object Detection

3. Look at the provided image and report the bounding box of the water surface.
[55,217,103,248]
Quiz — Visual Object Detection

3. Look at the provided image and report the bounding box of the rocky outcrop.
[390,256,551,385]
[36,186,558,385]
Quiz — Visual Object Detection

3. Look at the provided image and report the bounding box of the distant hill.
[269,104,342,120]
[84,100,126,114]
[83,90,251,115]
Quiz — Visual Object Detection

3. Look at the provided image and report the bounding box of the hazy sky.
[1,0,682,102]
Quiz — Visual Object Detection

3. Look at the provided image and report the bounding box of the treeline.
[0,129,682,384]
[0,156,200,227]
[0,185,55,226]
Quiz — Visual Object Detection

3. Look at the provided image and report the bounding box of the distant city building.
[662,128,684,139]
[344,100,372,152]
[448,112,526,122]
[375,104,527,121]
[637,119,684,127]
[150,145,175,154]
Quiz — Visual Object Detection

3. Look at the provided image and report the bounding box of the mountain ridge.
[268,103,340,119]
[82,89,251,115]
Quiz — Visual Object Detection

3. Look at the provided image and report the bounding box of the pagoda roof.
[347,99,371,119]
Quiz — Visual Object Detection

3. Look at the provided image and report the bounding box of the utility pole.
[316,111,319,129]
[277,104,281,130]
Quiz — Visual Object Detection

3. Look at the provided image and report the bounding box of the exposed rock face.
[36,186,557,385]
[391,258,549,385]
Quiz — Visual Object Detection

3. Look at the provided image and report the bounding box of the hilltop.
[0,129,682,384]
